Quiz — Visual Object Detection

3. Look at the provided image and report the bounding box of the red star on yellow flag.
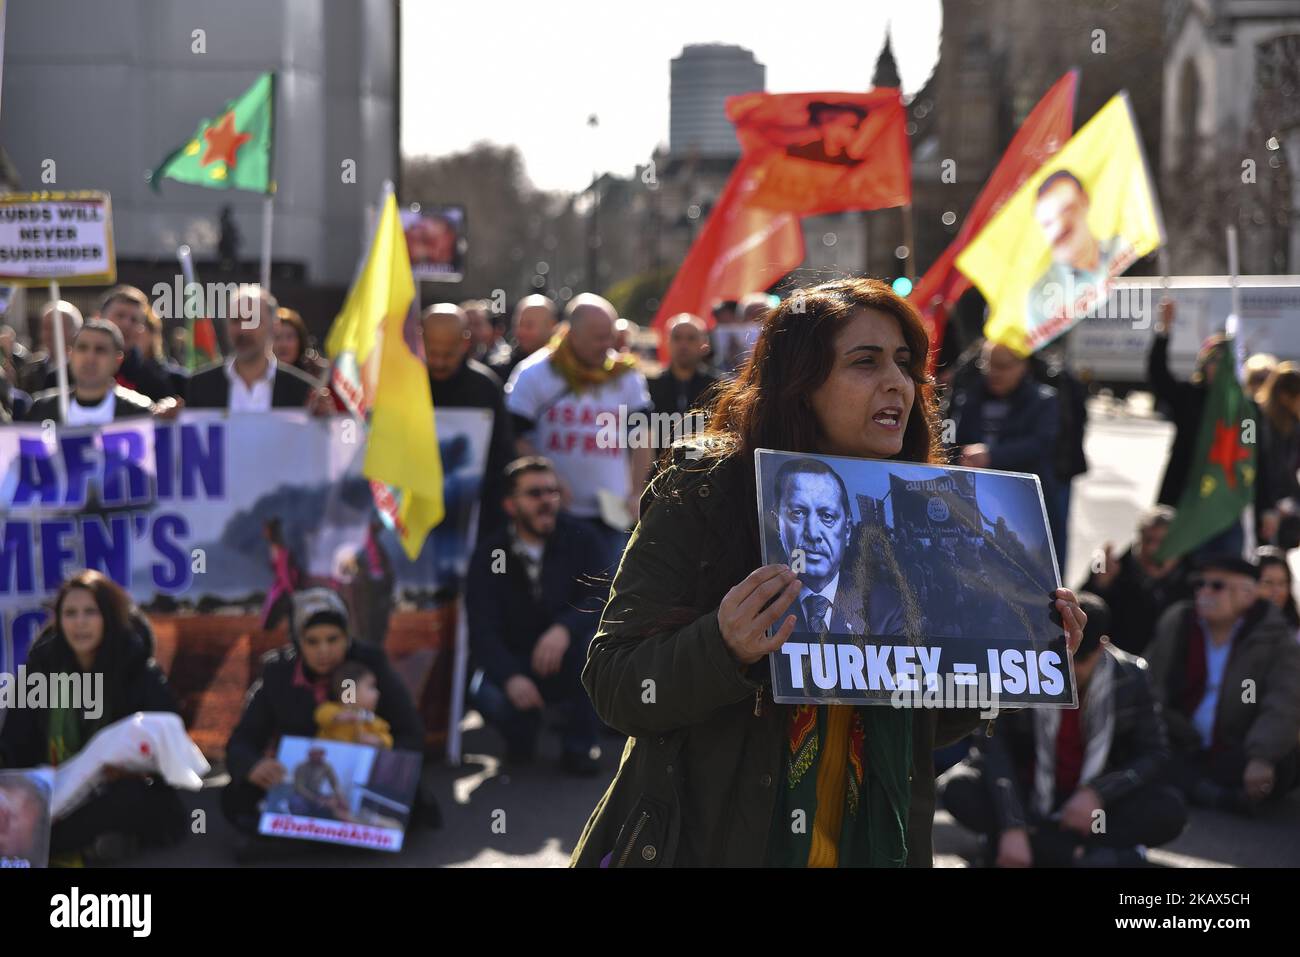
[1206,419,1249,490]
[201,111,252,169]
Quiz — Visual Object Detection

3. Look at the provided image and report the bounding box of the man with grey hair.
[20,300,84,394]
[504,292,652,570]
[186,285,324,411]
[491,294,558,383]
[1079,505,1190,656]
[423,303,514,534]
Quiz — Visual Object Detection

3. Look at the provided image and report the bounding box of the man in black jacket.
[489,294,558,383]
[24,320,171,424]
[950,339,1063,559]
[186,285,323,412]
[647,313,718,452]
[98,285,181,401]
[465,457,607,774]
[941,593,1187,867]
[423,303,515,535]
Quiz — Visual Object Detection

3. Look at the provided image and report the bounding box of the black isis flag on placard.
[888,471,981,540]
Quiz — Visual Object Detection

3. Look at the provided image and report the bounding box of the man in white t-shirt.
[505,293,652,570]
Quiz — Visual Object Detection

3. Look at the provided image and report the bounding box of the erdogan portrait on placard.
[770,458,905,639]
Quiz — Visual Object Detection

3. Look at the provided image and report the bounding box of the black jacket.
[23,384,154,423]
[115,348,177,401]
[1079,548,1192,657]
[142,355,189,400]
[465,513,606,686]
[185,359,317,410]
[949,374,1060,487]
[428,358,515,535]
[1148,332,1208,507]
[0,618,178,769]
[488,346,530,385]
[946,348,1086,481]
[973,646,1171,830]
[224,641,424,784]
[648,367,720,418]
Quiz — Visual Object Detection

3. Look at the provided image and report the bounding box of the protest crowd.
[0,37,1298,876]
[1,265,1298,869]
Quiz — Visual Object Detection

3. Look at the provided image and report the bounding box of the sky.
[401,1,943,193]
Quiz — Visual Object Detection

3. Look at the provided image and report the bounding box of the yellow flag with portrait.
[955,93,1164,355]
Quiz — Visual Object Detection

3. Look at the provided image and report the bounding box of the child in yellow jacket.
[315,661,394,749]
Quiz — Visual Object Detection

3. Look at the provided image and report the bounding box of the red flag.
[731,90,911,215]
[651,159,805,346]
[654,90,912,355]
[911,70,1078,368]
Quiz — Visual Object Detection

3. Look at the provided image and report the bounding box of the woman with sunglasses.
[571,278,1086,868]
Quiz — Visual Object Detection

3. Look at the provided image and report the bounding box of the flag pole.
[259,194,273,293]
[50,279,69,423]
[902,203,916,283]
[1225,224,1253,557]
[1225,225,1244,377]
[1225,224,1242,320]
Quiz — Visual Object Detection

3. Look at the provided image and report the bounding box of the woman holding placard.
[572,277,1085,868]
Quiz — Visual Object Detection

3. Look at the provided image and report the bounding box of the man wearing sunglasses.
[465,457,608,775]
[1145,554,1300,814]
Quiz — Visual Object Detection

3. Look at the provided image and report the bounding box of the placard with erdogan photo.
[755,450,1074,709]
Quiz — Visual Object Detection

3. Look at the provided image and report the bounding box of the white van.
[1064,275,1300,388]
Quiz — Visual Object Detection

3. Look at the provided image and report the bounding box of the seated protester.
[940,593,1187,867]
[314,662,394,748]
[1256,546,1300,643]
[465,457,607,775]
[220,588,425,842]
[1079,505,1191,656]
[186,285,329,413]
[0,570,187,864]
[1145,554,1300,814]
[98,284,181,400]
[23,320,178,424]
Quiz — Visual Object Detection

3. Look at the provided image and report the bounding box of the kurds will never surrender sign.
[0,191,116,286]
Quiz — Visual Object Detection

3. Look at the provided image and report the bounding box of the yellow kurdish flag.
[327,190,445,558]
[956,92,1164,355]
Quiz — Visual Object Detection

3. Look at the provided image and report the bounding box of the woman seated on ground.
[0,569,188,864]
[221,587,427,845]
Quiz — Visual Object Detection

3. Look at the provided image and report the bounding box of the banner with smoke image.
[755,449,1073,709]
[0,409,492,674]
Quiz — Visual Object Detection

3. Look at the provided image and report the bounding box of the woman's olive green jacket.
[571,446,988,867]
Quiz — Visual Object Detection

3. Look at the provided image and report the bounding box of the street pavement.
[126,401,1300,868]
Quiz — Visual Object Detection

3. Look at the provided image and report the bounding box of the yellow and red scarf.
[546,329,639,395]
